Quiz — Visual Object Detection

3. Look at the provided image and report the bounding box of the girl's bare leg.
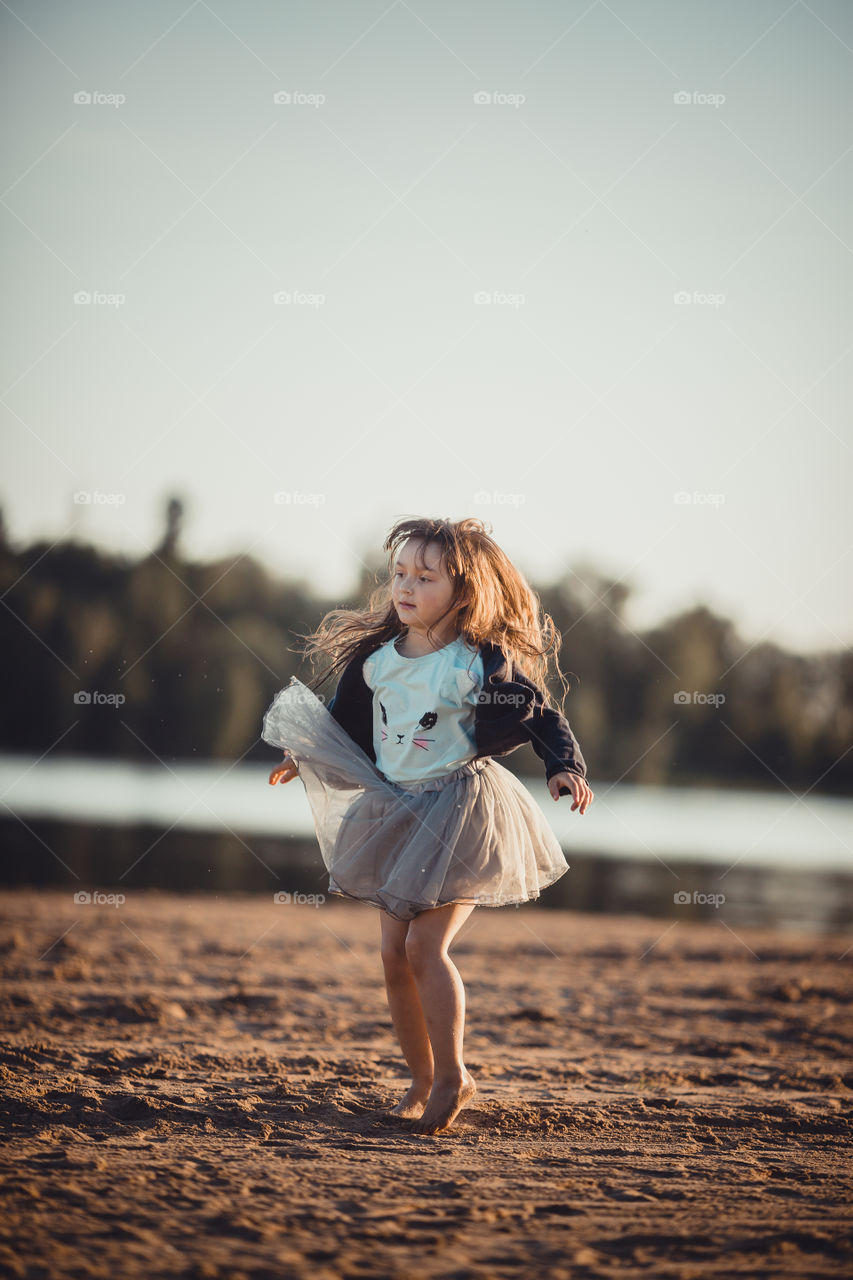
[404,902,477,1134]
[379,911,434,1118]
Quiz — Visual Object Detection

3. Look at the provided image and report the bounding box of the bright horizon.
[2,0,852,656]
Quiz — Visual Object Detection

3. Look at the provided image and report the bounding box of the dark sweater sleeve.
[511,669,588,783]
[327,654,376,763]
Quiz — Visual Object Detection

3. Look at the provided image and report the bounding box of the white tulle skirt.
[262,676,570,922]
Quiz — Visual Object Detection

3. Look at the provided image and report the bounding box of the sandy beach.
[1,889,851,1278]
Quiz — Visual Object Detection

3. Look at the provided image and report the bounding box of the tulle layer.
[262,677,570,921]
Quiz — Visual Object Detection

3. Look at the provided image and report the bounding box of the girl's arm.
[327,654,376,761]
[522,684,587,783]
[478,666,587,783]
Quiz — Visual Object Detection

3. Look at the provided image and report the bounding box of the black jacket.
[327,638,587,784]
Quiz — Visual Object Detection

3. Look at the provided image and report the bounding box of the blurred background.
[2,1,851,932]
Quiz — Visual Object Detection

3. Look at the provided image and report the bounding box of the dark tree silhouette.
[0,507,849,794]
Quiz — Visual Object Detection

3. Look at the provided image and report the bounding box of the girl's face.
[391,538,465,639]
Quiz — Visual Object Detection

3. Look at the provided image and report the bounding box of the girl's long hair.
[293,515,573,710]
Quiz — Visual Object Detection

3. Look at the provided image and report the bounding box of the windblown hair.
[293,516,573,710]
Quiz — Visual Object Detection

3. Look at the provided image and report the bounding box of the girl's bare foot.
[388,1079,432,1120]
[411,1069,476,1135]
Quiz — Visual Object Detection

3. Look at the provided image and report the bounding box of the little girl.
[263,516,593,1135]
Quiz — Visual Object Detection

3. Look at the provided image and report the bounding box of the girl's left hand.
[548,771,593,813]
[269,751,299,786]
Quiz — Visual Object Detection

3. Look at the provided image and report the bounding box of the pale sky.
[1,0,851,654]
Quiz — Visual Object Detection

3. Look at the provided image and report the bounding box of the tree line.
[0,500,849,794]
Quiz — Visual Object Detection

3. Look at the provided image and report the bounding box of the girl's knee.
[380,939,409,976]
[405,930,444,973]
[379,911,410,975]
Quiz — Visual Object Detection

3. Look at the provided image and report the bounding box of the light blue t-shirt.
[362,633,486,786]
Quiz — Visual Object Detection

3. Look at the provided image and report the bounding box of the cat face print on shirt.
[362,636,485,785]
[379,702,439,753]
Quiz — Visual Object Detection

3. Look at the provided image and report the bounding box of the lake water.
[2,755,851,933]
[1,754,850,872]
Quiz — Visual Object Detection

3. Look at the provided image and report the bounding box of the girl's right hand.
[269,751,299,785]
